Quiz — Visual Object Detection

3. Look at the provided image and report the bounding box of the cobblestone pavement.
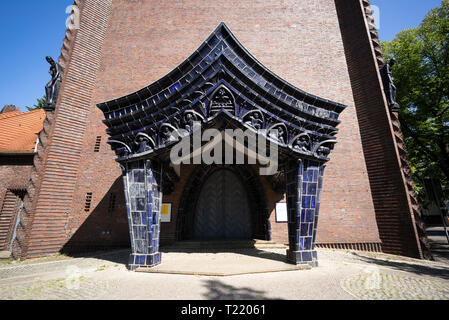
[0,277,110,300]
[1,248,449,300]
[341,272,449,300]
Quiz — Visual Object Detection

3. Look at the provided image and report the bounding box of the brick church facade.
[2,0,431,265]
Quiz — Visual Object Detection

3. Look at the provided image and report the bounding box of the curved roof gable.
[97,23,346,162]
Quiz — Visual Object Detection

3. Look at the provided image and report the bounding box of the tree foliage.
[382,0,449,197]
[26,95,46,111]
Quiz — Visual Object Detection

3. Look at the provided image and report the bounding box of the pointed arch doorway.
[193,168,252,240]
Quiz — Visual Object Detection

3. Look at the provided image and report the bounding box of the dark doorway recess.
[193,168,252,240]
[0,189,25,252]
[177,164,270,241]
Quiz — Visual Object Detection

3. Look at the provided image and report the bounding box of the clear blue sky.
[0,1,443,112]
[0,1,72,112]
[371,0,442,41]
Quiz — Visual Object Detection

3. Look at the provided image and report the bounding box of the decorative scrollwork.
[209,85,235,116]
[109,140,132,157]
[314,140,337,158]
[168,107,181,124]
[204,82,215,90]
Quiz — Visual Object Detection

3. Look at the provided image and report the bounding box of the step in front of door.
[164,240,287,250]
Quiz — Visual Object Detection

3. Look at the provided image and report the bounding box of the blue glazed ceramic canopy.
[96,23,347,270]
[97,23,346,163]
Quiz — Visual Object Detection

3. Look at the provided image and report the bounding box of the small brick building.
[3,0,431,264]
[0,107,45,256]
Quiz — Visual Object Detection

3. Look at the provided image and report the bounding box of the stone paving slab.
[136,250,310,276]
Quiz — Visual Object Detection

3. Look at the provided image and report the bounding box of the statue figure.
[279,127,287,144]
[161,126,172,144]
[45,56,64,111]
[135,135,152,154]
[381,58,400,112]
[184,113,195,132]
[251,113,263,130]
[160,125,179,145]
[269,126,285,144]
[244,112,263,130]
[293,135,310,153]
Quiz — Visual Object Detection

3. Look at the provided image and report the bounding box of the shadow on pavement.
[202,279,282,300]
[63,247,290,269]
[351,252,449,281]
[162,247,289,264]
[69,249,130,265]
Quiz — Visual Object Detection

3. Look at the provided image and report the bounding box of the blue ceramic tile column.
[285,159,325,267]
[122,159,163,271]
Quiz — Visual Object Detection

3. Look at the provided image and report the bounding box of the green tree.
[382,0,449,197]
[26,95,46,111]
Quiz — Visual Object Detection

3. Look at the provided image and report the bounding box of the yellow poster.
[161,203,172,222]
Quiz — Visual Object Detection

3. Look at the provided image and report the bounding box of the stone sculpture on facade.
[134,133,154,154]
[292,134,311,153]
[381,58,400,112]
[243,111,264,130]
[44,56,64,111]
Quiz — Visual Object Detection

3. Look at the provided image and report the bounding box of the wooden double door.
[193,169,252,240]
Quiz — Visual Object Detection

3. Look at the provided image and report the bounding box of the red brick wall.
[24,0,388,256]
[88,0,379,245]
[0,156,33,252]
[20,0,115,258]
[334,0,422,258]
[0,156,33,212]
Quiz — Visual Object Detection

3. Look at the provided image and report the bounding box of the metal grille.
[94,136,102,152]
[84,192,93,212]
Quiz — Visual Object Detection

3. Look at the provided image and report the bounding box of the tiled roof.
[0,110,21,120]
[0,109,46,154]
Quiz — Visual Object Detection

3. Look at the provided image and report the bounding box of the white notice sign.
[275,202,288,223]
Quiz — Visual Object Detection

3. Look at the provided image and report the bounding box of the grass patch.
[95,265,108,272]
[0,259,13,265]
